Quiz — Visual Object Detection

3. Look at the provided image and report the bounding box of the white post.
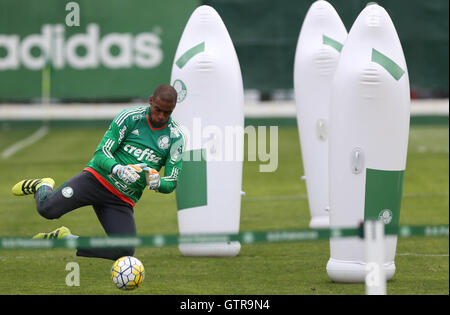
[365,220,387,295]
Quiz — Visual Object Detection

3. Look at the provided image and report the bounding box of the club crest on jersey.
[158,135,170,150]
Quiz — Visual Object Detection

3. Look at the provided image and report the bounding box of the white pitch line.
[1,125,49,159]
[397,253,449,257]
[1,253,448,260]
[242,192,448,202]
[243,195,308,201]
[414,146,449,154]
[403,192,449,198]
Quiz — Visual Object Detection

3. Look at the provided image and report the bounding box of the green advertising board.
[0,0,199,101]
[2,0,447,101]
[205,0,449,94]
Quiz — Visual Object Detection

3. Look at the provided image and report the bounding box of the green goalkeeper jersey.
[85,105,185,205]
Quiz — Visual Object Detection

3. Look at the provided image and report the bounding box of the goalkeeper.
[11,84,185,260]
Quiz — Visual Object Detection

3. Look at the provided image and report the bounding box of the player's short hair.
[153,84,178,105]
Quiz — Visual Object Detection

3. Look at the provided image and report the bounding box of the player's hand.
[112,164,141,185]
[143,167,160,191]
[129,163,148,172]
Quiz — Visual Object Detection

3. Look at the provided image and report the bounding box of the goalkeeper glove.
[123,163,160,191]
[142,167,160,191]
[112,164,141,185]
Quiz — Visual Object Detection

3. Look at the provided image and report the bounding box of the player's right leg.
[32,226,75,240]
[76,202,137,261]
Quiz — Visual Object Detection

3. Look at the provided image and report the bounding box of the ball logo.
[173,79,187,103]
[378,209,393,224]
[158,135,170,150]
[62,187,74,198]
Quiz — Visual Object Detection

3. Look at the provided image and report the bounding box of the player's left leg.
[76,202,137,261]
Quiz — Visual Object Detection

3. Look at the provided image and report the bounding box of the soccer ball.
[111,256,145,290]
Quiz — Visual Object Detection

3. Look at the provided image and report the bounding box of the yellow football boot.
[11,178,55,196]
[32,226,72,240]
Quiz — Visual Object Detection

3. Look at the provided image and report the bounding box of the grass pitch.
[0,123,448,295]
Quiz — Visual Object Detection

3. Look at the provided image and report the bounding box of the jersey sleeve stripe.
[102,139,111,159]
[162,167,179,182]
[102,139,115,159]
[114,109,133,125]
[115,107,146,126]
[115,107,144,125]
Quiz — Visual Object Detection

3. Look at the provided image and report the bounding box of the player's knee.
[37,203,62,220]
